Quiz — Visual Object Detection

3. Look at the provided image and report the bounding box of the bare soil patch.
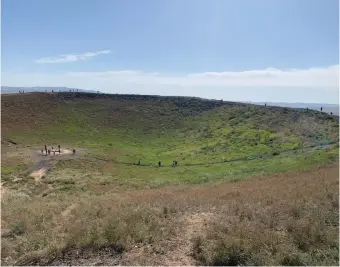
[29,168,47,183]
[60,203,80,219]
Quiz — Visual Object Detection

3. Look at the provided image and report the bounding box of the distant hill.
[1,86,99,94]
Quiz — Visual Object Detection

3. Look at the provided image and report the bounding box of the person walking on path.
[158,161,161,167]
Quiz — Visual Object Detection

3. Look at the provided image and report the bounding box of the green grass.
[2,93,339,186]
[44,145,338,191]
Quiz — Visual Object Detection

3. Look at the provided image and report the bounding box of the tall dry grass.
[1,163,339,265]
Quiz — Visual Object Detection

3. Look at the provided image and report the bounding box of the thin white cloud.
[2,65,339,103]
[35,50,111,64]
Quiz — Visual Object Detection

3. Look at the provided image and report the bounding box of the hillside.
[1,92,339,266]
[2,92,338,163]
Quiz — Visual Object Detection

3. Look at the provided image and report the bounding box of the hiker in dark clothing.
[321,107,323,112]
[58,145,60,150]
[265,103,267,107]
[331,112,333,115]
[158,161,161,167]
[58,149,61,154]
[73,149,76,155]
[44,145,47,151]
[48,149,51,155]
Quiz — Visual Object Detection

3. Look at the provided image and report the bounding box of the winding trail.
[89,141,337,168]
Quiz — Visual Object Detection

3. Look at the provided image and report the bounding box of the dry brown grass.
[1,163,339,266]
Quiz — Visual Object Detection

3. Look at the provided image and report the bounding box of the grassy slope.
[2,92,339,186]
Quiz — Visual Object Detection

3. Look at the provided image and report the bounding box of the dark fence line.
[88,141,337,168]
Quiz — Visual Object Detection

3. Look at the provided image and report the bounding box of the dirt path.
[24,147,86,182]
[160,212,213,265]
[29,168,47,183]
[1,182,8,200]
[60,203,80,218]
[120,212,214,266]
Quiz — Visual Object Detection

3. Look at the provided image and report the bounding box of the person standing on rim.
[158,161,161,167]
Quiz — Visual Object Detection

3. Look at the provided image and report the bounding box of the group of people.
[41,145,76,156]
[157,160,177,167]
[135,160,178,167]
[41,144,61,155]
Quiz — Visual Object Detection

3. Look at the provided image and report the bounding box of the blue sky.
[2,0,339,103]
